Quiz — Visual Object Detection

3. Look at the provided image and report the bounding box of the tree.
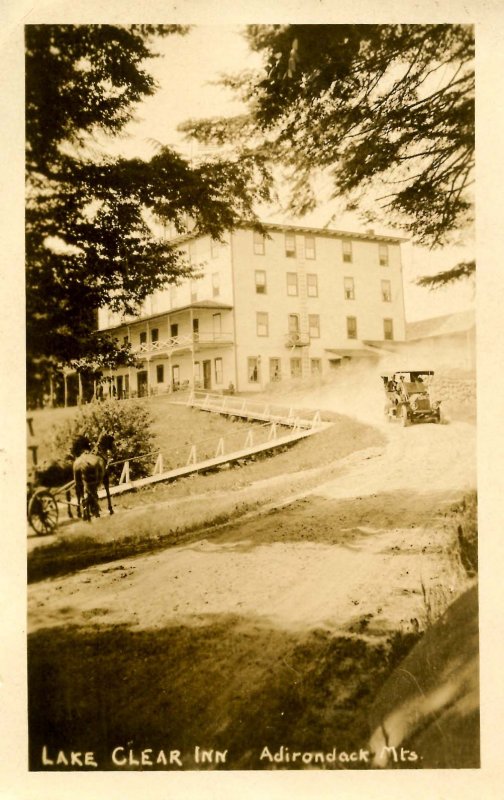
[26,24,270,403]
[416,259,475,290]
[181,24,474,250]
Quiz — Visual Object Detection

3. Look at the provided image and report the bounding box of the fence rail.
[187,391,323,429]
[98,401,329,499]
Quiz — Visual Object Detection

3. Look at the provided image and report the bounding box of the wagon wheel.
[28,488,59,535]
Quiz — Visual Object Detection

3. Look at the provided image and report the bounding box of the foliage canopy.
[182,24,474,250]
[26,24,270,399]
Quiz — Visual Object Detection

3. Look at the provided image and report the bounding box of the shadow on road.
[28,613,419,771]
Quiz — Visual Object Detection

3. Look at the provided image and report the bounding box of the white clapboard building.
[97,223,407,396]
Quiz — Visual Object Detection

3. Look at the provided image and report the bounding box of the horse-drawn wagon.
[27,433,114,535]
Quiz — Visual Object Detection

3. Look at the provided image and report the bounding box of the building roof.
[255,221,406,244]
[406,309,475,341]
[101,300,233,332]
[171,220,407,246]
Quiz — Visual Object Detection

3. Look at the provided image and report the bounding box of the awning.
[325,346,382,360]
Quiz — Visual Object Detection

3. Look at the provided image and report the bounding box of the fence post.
[186,445,197,466]
[215,438,225,457]
[268,422,277,440]
[119,460,130,485]
[153,452,163,475]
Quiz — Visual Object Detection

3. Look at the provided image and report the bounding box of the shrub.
[50,400,158,482]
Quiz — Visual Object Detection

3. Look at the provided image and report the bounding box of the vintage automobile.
[381,370,442,426]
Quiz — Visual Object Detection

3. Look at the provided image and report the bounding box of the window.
[212,313,222,335]
[253,231,265,255]
[344,277,355,300]
[212,272,220,298]
[156,365,164,384]
[256,312,269,337]
[139,331,147,345]
[170,323,178,339]
[192,318,199,341]
[305,235,316,260]
[210,239,219,258]
[347,316,357,339]
[172,365,180,386]
[307,273,318,297]
[123,335,129,346]
[248,357,260,383]
[269,358,281,382]
[151,328,159,343]
[379,244,389,266]
[342,240,353,263]
[290,358,302,378]
[383,318,394,340]
[285,232,296,258]
[288,314,300,334]
[214,357,223,384]
[287,272,298,296]
[381,280,392,302]
[194,361,201,382]
[190,282,198,303]
[188,240,195,263]
[255,270,267,294]
[311,358,322,375]
[308,314,320,338]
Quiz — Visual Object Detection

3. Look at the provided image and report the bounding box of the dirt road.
[29,420,474,635]
[28,415,476,769]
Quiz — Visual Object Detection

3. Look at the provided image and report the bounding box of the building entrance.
[202,360,211,390]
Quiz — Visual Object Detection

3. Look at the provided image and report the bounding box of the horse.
[72,434,114,521]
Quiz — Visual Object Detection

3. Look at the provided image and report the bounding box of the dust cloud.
[269,339,475,427]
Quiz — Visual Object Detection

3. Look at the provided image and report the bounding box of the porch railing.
[133,331,233,356]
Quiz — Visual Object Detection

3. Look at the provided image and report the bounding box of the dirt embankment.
[27,413,476,770]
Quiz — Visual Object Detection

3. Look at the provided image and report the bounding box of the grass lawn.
[29,395,384,507]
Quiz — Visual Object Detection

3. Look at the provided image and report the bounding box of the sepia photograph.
[2,2,504,798]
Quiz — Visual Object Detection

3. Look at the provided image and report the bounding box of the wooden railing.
[100,408,328,497]
[133,331,233,355]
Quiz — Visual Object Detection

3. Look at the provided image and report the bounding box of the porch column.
[190,307,195,388]
[49,373,55,407]
[168,311,172,391]
[146,321,151,395]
